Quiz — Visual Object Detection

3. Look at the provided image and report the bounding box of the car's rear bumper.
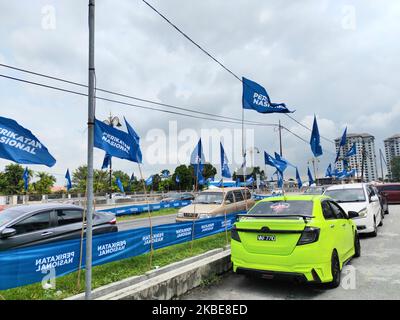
[235,267,319,283]
[231,241,332,283]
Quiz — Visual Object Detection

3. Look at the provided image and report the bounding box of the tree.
[0,164,33,195]
[72,165,109,193]
[391,156,400,182]
[202,163,217,180]
[173,165,193,191]
[32,172,56,194]
[112,170,130,192]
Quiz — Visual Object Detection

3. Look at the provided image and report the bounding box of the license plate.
[257,235,276,241]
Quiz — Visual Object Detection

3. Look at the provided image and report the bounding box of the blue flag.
[246,176,254,184]
[325,164,332,178]
[236,178,241,187]
[307,167,315,186]
[242,77,294,114]
[220,142,231,178]
[145,175,153,186]
[23,167,29,191]
[0,116,56,167]
[217,178,223,187]
[310,115,323,157]
[128,173,135,191]
[335,127,347,162]
[274,152,295,169]
[346,143,356,157]
[295,167,302,189]
[161,170,169,178]
[94,118,141,163]
[124,117,142,163]
[101,153,111,169]
[264,151,287,173]
[116,177,124,193]
[190,139,205,183]
[175,175,180,183]
[65,169,72,191]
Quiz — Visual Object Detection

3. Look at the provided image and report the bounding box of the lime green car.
[231,195,361,287]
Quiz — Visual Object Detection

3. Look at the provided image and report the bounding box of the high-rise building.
[384,134,400,179]
[334,133,378,182]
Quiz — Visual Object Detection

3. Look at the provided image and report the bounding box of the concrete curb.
[66,245,231,300]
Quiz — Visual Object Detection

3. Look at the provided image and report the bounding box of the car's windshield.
[0,208,25,226]
[193,192,223,204]
[247,200,314,217]
[324,188,366,203]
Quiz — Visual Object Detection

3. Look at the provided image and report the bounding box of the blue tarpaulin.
[0,212,240,290]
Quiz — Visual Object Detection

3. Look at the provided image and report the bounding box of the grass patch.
[0,232,230,300]
[116,208,179,222]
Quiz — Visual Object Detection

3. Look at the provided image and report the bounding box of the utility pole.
[85,0,95,300]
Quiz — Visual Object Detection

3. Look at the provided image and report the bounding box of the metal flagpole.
[85,0,95,300]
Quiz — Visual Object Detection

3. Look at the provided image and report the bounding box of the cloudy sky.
[1,0,399,184]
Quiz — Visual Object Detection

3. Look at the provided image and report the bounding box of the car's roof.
[325,183,366,190]
[202,187,249,193]
[259,194,329,202]
[3,203,82,214]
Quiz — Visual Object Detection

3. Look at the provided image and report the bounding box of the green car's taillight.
[297,226,320,245]
[231,226,241,242]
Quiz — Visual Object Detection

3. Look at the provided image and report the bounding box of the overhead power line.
[140,0,335,144]
[0,72,320,149]
[0,63,276,128]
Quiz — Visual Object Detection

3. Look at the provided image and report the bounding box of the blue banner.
[101,153,111,169]
[242,77,294,114]
[0,212,239,290]
[264,151,287,173]
[116,177,124,193]
[0,116,56,167]
[98,199,192,216]
[310,115,323,157]
[94,118,141,163]
[307,167,315,186]
[346,143,356,157]
[65,169,72,191]
[220,142,231,179]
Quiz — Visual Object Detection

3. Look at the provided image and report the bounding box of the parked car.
[375,183,400,205]
[176,187,254,222]
[371,185,389,215]
[160,192,195,203]
[0,203,117,251]
[231,195,360,288]
[324,183,383,236]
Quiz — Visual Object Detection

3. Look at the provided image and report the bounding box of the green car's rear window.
[247,200,314,216]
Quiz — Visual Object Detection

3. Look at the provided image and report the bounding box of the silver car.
[0,203,117,251]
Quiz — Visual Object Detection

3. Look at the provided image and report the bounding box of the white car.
[324,183,383,237]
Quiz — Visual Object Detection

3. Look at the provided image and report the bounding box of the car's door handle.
[342,224,346,227]
[41,231,53,236]
[330,224,335,228]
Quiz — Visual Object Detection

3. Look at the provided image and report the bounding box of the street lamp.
[103,113,122,198]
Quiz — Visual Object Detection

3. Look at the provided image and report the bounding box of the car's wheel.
[327,250,341,288]
[354,233,361,258]
[370,218,378,237]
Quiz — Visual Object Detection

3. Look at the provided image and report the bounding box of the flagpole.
[279,120,283,157]
[85,0,95,300]
[191,159,200,252]
[138,164,153,268]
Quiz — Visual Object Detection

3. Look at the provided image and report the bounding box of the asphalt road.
[117,214,177,231]
[181,204,400,300]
